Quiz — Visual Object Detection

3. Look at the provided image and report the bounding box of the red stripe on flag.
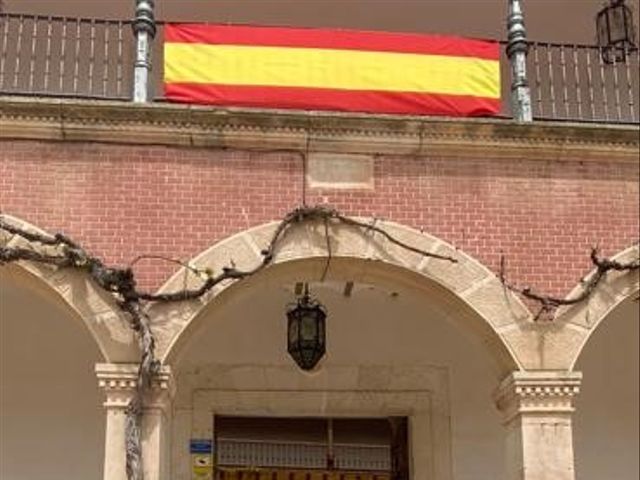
[164,24,499,60]
[164,83,501,117]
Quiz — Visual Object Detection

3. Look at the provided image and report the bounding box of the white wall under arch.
[168,274,507,480]
[0,266,105,480]
[573,296,639,480]
[0,214,135,363]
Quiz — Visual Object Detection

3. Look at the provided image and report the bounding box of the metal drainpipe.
[132,0,156,102]
[507,0,533,121]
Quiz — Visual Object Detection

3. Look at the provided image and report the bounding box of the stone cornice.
[1,96,638,161]
[494,371,582,423]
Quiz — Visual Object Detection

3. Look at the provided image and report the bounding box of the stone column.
[96,363,175,480]
[495,371,582,480]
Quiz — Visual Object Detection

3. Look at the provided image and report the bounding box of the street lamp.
[596,0,637,63]
[287,285,326,371]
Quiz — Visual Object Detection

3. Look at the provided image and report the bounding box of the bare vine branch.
[500,247,639,320]
[136,206,458,303]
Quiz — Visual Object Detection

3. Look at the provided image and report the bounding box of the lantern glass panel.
[610,7,628,43]
[300,313,318,341]
[597,13,610,45]
[301,349,316,366]
[288,317,299,343]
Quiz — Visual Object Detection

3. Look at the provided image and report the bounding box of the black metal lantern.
[286,285,326,370]
[596,0,637,63]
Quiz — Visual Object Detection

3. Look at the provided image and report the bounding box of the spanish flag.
[164,24,501,117]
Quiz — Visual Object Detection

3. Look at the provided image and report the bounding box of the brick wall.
[1,139,638,296]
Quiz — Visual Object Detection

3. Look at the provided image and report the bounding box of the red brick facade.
[1,132,637,295]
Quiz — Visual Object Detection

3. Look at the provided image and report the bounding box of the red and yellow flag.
[164,24,501,117]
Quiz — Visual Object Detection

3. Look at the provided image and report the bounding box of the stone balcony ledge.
[1,95,638,161]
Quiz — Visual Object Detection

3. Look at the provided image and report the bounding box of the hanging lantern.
[596,0,637,63]
[286,285,326,371]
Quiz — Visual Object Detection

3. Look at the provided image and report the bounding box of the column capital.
[95,363,175,410]
[495,371,582,423]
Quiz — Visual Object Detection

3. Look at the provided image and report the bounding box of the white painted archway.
[0,214,135,362]
[555,243,639,371]
[565,244,640,480]
[150,218,531,376]
[1,237,108,480]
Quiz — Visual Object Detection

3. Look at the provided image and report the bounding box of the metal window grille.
[217,438,391,472]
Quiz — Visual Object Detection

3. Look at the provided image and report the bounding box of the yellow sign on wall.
[190,439,213,480]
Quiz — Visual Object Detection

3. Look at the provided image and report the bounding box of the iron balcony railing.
[0,14,132,99]
[1,13,638,123]
[523,40,639,123]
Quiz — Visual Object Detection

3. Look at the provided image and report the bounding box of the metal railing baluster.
[597,47,610,121]
[44,16,52,91]
[559,44,570,118]
[623,48,636,121]
[88,18,96,94]
[611,50,623,121]
[0,14,10,89]
[102,21,109,96]
[532,42,543,117]
[27,15,37,90]
[59,17,67,92]
[72,18,80,94]
[116,20,123,97]
[572,45,583,119]
[12,14,23,89]
[585,47,596,120]
[545,44,557,118]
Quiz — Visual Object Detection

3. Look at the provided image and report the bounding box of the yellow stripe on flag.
[164,43,500,98]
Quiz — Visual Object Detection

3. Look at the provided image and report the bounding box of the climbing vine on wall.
[0,205,638,480]
[500,248,639,320]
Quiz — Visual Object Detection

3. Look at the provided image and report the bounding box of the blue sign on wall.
[190,439,213,454]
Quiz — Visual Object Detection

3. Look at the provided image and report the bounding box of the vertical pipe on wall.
[132,0,156,102]
[507,0,533,121]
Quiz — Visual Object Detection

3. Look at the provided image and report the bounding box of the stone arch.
[0,215,135,362]
[553,244,639,370]
[150,218,532,376]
